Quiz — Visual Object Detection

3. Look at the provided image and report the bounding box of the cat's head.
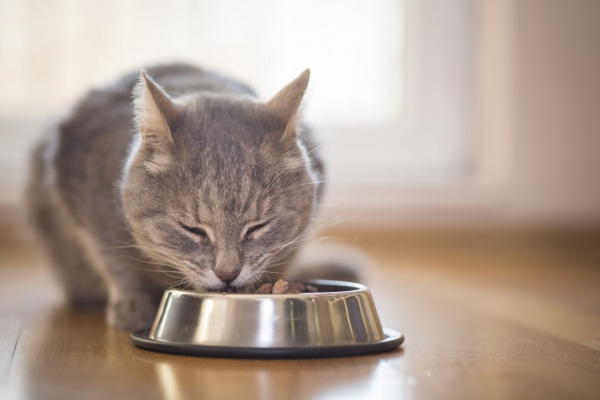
[121,69,320,291]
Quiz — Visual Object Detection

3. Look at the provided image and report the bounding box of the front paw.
[106,293,161,330]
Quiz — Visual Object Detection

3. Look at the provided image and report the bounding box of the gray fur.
[27,64,325,329]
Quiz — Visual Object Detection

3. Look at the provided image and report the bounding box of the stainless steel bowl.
[132,280,404,358]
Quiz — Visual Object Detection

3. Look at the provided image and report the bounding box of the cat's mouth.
[222,284,244,294]
[204,283,246,294]
[170,279,244,293]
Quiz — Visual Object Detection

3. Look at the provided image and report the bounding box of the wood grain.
[1,230,599,400]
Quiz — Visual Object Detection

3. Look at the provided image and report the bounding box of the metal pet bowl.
[131,280,404,359]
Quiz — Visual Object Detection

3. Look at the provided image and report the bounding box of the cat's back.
[58,63,255,161]
[48,63,255,228]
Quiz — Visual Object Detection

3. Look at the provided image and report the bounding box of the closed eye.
[244,220,270,239]
[180,223,209,240]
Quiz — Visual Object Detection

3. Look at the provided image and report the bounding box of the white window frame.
[322,0,515,225]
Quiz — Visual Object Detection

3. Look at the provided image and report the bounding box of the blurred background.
[1,0,600,234]
[0,0,599,231]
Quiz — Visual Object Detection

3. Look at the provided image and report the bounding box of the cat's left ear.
[132,70,176,147]
[267,69,310,141]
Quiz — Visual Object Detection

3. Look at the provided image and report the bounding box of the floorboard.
[1,230,599,400]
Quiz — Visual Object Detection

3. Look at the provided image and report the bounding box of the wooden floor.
[1,229,599,400]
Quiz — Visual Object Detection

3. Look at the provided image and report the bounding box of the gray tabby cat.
[27,64,325,329]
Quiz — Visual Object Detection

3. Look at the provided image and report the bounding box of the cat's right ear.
[132,70,175,147]
[267,69,310,142]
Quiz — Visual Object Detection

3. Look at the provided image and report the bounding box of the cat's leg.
[99,249,174,330]
[27,141,108,309]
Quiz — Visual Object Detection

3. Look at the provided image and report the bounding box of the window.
[0,0,482,215]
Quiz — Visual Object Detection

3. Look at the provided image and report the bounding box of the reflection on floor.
[1,228,600,400]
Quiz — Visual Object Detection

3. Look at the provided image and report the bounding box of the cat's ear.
[267,69,310,141]
[132,70,175,146]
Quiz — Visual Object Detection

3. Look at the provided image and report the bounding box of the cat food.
[254,283,273,294]
[255,279,318,294]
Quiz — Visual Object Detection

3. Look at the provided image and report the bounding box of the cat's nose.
[214,267,241,283]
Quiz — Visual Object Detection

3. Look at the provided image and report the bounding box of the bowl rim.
[164,279,368,299]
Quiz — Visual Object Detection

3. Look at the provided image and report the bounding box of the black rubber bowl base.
[131,328,404,359]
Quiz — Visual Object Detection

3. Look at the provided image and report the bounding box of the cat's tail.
[287,241,376,284]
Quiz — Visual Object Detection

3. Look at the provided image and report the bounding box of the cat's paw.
[65,286,108,310]
[106,293,160,330]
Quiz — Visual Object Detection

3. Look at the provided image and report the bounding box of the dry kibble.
[253,279,319,294]
[255,283,273,294]
[288,282,306,293]
[305,285,318,293]
[272,279,289,294]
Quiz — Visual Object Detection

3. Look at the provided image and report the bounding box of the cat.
[27,63,326,329]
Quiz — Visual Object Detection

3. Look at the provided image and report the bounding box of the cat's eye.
[180,223,209,240]
[244,221,270,239]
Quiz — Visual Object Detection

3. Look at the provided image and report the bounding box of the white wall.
[322,0,600,228]
[509,0,600,224]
